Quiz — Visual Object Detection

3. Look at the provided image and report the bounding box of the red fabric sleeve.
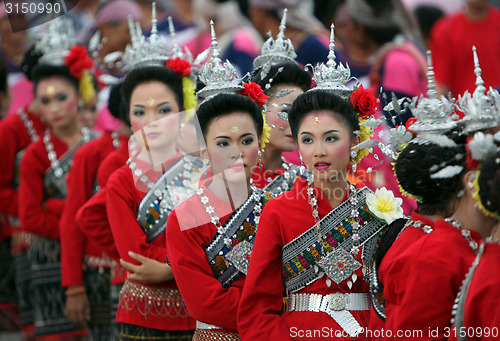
[60,136,113,287]
[76,188,119,260]
[165,208,242,331]
[0,116,24,217]
[237,200,293,341]
[384,232,473,340]
[18,142,62,239]
[106,166,167,264]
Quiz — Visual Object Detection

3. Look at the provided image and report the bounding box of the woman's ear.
[200,147,209,161]
[351,133,362,150]
[463,170,479,197]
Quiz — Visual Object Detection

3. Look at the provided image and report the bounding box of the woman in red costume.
[237,88,400,340]
[18,22,97,340]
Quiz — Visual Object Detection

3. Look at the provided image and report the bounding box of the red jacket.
[106,157,195,330]
[60,131,128,287]
[383,219,482,340]
[0,107,45,242]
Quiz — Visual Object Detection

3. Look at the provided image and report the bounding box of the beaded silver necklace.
[308,180,360,253]
[43,127,91,178]
[18,107,39,143]
[129,156,194,224]
[444,217,479,253]
[197,185,262,246]
[111,131,121,150]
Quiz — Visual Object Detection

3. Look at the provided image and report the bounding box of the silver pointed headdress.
[104,3,170,71]
[168,16,193,62]
[196,21,242,99]
[458,46,500,134]
[408,51,457,146]
[310,24,352,98]
[36,17,76,65]
[253,9,297,69]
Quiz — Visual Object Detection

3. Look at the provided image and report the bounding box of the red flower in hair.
[350,84,378,119]
[405,116,417,135]
[238,82,269,107]
[166,58,192,77]
[64,46,93,79]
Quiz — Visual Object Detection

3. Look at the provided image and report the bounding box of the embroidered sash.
[137,156,202,243]
[282,186,386,293]
[205,188,271,288]
[43,141,84,199]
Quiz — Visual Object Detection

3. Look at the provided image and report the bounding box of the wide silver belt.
[286,293,370,337]
[196,321,223,330]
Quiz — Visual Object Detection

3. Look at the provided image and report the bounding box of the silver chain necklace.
[18,107,39,143]
[444,217,479,253]
[111,131,121,150]
[308,180,360,253]
[197,185,262,246]
[43,127,91,178]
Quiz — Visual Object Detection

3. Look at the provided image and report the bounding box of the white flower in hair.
[468,131,498,162]
[430,165,464,179]
[366,188,404,224]
[390,125,413,152]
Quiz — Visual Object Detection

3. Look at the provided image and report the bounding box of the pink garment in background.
[381,43,427,97]
[7,74,33,117]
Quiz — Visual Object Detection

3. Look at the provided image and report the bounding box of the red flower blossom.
[350,84,378,119]
[166,58,192,77]
[64,46,93,79]
[405,117,417,135]
[238,82,269,107]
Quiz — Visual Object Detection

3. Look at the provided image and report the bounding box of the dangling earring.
[258,150,262,172]
[299,154,305,176]
[350,149,358,172]
[179,123,185,139]
[78,100,84,113]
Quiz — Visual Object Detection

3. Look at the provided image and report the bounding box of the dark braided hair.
[394,134,467,216]
[478,151,500,215]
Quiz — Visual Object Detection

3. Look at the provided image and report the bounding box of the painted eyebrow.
[133,101,170,108]
[214,132,256,140]
[300,129,340,136]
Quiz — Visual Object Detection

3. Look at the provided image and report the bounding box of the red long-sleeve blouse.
[165,183,245,333]
[18,130,69,239]
[383,219,482,340]
[237,178,371,340]
[60,131,128,287]
[106,157,195,331]
[0,107,45,241]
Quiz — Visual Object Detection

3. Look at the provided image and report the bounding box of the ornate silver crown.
[458,46,500,134]
[196,21,242,99]
[408,51,457,145]
[104,3,170,71]
[310,24,352,98]
[168,16,193,62]
[36,17,75,65]
[253,9,297,69]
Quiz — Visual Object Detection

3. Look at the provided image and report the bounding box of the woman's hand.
[64,286,90,327]
[120,251,174,284]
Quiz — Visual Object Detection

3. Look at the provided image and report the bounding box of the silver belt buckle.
[329,293,346,311]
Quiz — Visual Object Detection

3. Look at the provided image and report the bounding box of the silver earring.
[299,154,305,175]
[78,101,84,112]
[350,150,357,158]
[468,181,474,189]
[258,150,263,172]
